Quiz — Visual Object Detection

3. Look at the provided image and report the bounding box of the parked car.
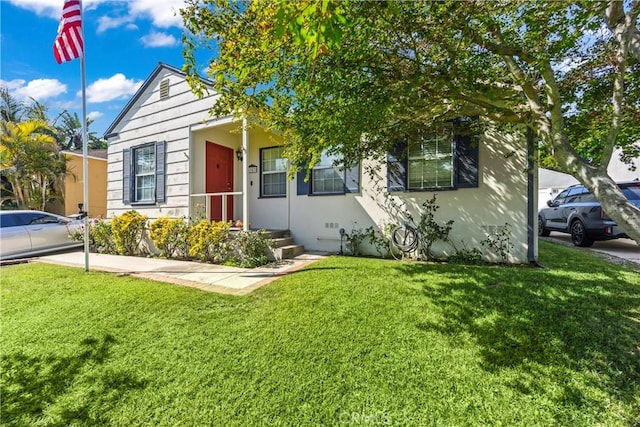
[538,181,640,247]
[0,210,83,260]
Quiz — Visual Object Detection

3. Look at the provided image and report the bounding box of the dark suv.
[538,181,640,247]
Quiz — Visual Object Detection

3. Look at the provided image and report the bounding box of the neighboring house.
[105,63,537,263]
[57,149,108,217]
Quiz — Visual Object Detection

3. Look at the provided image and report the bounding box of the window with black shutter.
[387,125,479,192]
[122,140,166,204]
[296,150,360,196]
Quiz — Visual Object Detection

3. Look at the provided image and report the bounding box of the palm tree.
[0,120,68,210]
[54,111,107,150]
[0,87,24,123]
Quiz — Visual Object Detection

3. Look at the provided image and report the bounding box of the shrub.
[188,220,232,263]
[111,210,148,256]
[149,216,189,258]
[68,218,116,254]
[232,230,276,268]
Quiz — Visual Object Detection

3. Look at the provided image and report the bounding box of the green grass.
[1,241,639,426]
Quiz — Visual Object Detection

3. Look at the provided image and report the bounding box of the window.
[135,145,155,202]
[387,123,479,192]
[261,147,287,197]
[296,151,360,196]
[312,152,345,194]
[408,134,453,190]
[123,141,166,204]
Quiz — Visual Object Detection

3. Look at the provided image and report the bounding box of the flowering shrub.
[68,218,116,254]
[148,216,189,259]
[111,210,148,256]
[232,229,275,268]
[187,220,233,263]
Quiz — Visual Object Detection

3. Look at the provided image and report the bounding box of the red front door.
[206,142,234,222]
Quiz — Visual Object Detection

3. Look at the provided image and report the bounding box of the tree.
[181,0,640,244]
[0,120,68,210]
[54,111,107,150]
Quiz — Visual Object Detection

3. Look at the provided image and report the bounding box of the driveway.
[543,233,640,268]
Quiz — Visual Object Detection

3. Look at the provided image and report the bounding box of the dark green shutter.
[455,135,479,188]
[387,141,407,192]
[122,148,132,204]
[155,140,166,203]
[344,163,360,193]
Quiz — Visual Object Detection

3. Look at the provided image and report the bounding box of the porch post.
[242,117,249,231]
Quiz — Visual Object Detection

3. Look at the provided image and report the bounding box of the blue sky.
[1,0,207,137]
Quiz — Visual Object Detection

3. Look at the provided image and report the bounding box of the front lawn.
[1,241,639,426]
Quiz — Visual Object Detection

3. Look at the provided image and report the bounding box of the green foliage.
[410,194,455,261]
[187,220,233,263]
[481,223,514,264]
[231,229,276,268]
[180,0,640,244]
[69,219,117,254]
[148,216,190,259]
[448,241,484,265]
[0,120,68,210]
[111,211,148,256]
[344,227,367,256]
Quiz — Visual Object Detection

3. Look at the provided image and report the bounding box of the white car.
[0,210,83,260]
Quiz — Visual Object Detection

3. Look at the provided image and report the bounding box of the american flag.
[53,0,83,64]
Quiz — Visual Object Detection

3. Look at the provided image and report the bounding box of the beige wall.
[65,154,107,218]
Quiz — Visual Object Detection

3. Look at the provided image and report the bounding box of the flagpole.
[79,2,89,272]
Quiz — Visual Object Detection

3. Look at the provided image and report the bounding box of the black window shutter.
[155,140,166,203]
[387,141,407,192]
[296,164,310,195]
[344,163,360,193]
[455,135,479,188]
[122,148,132,204]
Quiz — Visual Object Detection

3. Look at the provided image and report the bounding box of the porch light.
[235,147,243,161]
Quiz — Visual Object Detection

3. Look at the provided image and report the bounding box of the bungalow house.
[105,63,537,263]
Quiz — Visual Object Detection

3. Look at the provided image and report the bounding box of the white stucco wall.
[283,126,532,264]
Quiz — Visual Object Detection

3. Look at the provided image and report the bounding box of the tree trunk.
[550,133,640,246]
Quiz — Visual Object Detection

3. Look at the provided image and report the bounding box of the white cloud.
[140,31,179,48]
[96,15,135,34]
[8,0,184,28]
[87,111,104,121]
[128,0,184,28]
[6,0,107,19]
[1,78,67,101]
[84,73,142,103]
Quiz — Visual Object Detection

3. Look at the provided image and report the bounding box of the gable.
[104,63,216,139]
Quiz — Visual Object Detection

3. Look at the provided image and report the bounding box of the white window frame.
[407,134,454,190]
[134,144,156,202]
[260,146,287,197]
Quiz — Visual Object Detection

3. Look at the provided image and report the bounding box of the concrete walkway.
[36,250,328,295]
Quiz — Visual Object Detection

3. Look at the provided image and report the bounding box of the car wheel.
[570,220,594,247]
[538,216,550,237]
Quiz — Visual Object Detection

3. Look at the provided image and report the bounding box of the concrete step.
[262,229,290,239]
[272,237,295,248]
[270,244,305,261]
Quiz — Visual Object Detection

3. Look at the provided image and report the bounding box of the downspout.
[527,127,537,263]
[242,117,249,231]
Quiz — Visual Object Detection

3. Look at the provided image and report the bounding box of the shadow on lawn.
[1,334,147,425]
[394,255,640,411]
